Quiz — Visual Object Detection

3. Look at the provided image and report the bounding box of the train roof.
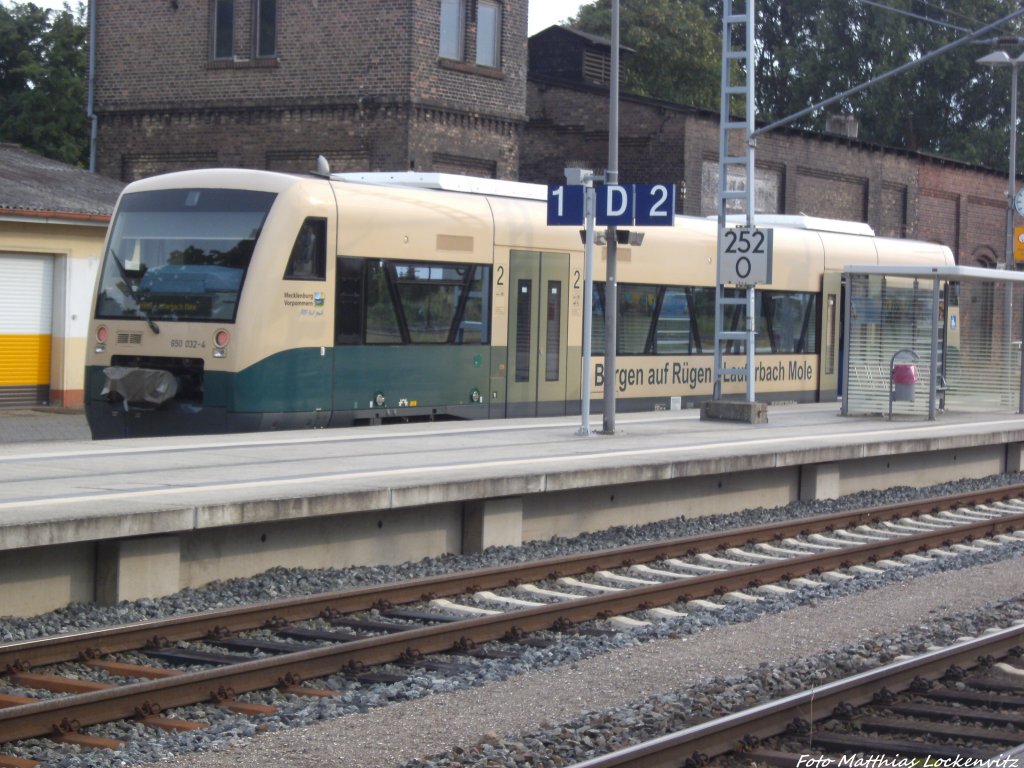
[718,214,875,236]
[332,174,877,236]
[126,169,877,240]
[122,167,307,194]
[118,168,953,283]
[333,172,547,200]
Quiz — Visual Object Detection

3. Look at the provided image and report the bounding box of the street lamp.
[977,51,1024,273]
[978,50,1024,412]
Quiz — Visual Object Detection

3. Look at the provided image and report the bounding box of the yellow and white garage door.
[0,254,53,407]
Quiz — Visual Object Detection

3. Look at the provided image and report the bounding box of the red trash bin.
[892,364,917,401]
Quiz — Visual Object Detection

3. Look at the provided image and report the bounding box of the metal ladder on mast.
[713,0,757,401]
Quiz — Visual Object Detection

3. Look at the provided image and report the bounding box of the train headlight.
[213,329,230,358]
[95,325,108,353]
[470,387,482,403]
[374,391,386,407]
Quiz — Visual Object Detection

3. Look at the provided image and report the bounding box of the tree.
[569,0,1024,172]
[0,2,89,166]
[570,0,720,111]
[753,0,1020,170]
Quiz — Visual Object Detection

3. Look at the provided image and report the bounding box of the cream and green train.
[84,168,953,439]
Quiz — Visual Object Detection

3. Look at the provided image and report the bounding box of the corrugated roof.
[0,143,124,221]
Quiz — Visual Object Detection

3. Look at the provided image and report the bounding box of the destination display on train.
[590,356,815,395]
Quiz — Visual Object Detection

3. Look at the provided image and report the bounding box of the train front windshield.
[95,188,276,323]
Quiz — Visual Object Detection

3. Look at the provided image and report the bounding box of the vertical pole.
[744,0,756,233]
[713,0,758,403]
[1007,63,1018,382]
[744,0,757,404]
[1019,275,1024,413]
[841,272,852,416]
[712,0,732,402]
[87,0,97,173]
[579,182,595,436]
[746,286,755,401]
[602,0,620,434]
[1010,62,1018,275]
[929,276,939,421]
[1016,65,1024,415]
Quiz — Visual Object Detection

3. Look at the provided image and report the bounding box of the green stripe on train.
[90,346,492,413]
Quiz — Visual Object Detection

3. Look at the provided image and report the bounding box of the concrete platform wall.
[522,467,798,541]
[836,444,1006,496]
[2,440,1015,618]
[0,542,96,614]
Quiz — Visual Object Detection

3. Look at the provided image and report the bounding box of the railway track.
[567,623,1024,767]
[3,485,1024,764]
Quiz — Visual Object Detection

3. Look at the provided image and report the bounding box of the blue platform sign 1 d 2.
[596,184,634,226]
[547,184,585,226]
[547,182,676,227]
[634,183,676,226]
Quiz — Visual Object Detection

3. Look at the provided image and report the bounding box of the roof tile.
[0,143,124,219]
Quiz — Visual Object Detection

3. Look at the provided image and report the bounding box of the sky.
[528,0,587,34]
[6,1,588,36]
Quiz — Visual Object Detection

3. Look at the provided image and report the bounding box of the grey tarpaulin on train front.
[101,367,178,407]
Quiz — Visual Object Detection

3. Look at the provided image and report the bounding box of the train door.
[504,250,570,417]
[818,271,842,401]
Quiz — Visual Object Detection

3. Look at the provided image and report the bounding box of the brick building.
[92,7,1010,268]
[93,0,528,180]
[523,29,1009,268]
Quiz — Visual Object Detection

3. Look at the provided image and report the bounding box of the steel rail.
[2,484,1022,671]
[1,510,1022,743]
[565,624,1024,767]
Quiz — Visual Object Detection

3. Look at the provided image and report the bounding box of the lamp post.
[602,0,621,435]
[978,51,1024,269]
[978,51,1024,410]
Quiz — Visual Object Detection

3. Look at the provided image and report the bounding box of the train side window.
[687,287,715,354]
[284,218,327,281]
[590,282,606,355]
[760,291,819,354]
[654,287,692,354]
[366,261,404,343]
[391,261,490,344]
[514,279,532,382]
[592,282,716,356]
[545,280,561,380]
[335,257,364,345]
[618,284,659,355]
[454,265,491,344]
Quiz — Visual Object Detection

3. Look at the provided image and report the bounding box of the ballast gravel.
[2,474,1024,767]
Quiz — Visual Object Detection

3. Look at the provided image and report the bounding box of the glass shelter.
[842,265,1024,420]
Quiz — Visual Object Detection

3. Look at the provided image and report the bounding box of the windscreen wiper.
[110,249,160,334]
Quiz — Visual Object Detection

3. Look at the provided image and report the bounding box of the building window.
[475,0,501,68]
[212,0,234,60]
[439,0,464,60]
[255,0,276,58]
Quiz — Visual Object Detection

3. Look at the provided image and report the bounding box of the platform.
[2,403,1024,617]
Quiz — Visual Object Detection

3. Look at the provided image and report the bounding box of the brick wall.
[95,0,527,181]
[523,76,1008,268]
[93,5,1013,273]
[95,1,417,109]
